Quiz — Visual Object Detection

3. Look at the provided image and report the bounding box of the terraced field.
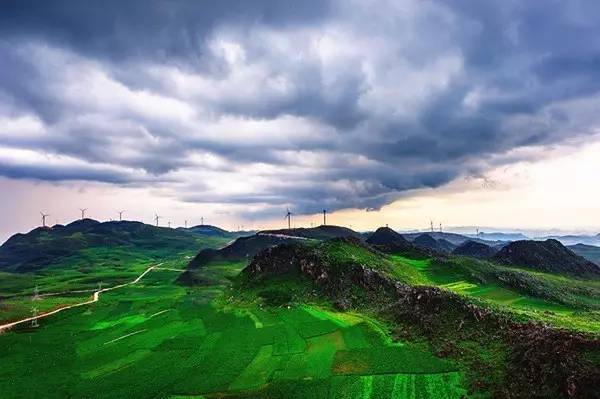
[0,259,467,398]
[390,255,600,332]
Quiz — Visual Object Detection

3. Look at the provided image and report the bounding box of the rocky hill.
[178,233,302,285]
[493,239,600,276]
[241,238,600,398]
[452,240,497,258]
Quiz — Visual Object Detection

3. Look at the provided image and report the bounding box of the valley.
[0,221,598,398]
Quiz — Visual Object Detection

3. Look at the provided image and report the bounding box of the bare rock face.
[493,239,600,276]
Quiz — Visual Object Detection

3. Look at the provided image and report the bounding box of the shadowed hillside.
[452,240,497,258]
[0,220,216,272]
[493,239,600,276]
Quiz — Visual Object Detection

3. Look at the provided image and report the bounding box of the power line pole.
[31,307,39,328]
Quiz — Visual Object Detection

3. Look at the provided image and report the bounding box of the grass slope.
[0,257,466,399]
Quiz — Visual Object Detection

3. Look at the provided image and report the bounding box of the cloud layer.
[1,0,600,217]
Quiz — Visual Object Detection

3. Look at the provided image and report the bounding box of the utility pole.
[31,308,39,328]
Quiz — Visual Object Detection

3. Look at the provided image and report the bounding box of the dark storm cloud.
[1,0,600,216]
[0,0,331,64]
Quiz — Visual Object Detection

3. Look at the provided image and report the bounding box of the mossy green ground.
[391,255,600,332]
[0,255,467,398]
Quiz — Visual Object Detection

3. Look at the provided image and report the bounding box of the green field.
[0,255,467,398]
[2,235,598,398]
[390,255,600,332]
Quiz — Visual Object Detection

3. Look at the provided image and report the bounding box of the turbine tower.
[323,209,327,226]
[201,217,204,226]
[79,208,87,220]
[439,223,442,233]
[285,208,292,230]
[430,220,434,232]
[118,210,125,221]
[154,213,162,227]
[40,212,50,228]
[168,221,171,228]
[184,220,188,228]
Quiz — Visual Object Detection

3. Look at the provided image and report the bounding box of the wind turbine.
[79,208,87,220]
[439,223,442,233]
[285,209,292,229]
[201,217,204,226]
[118,210,125,221]
[40,212,50,228]
[168,221,171,228]
[323,209,327,226]
[430,220,434,232]
[154,213,162,227]
[184,220,188,228]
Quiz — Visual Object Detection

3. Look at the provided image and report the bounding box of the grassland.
[1,234,598,398]
[390,255,600,332]
[0,248,468,398]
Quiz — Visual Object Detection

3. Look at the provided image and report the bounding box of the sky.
[1,0,600,242]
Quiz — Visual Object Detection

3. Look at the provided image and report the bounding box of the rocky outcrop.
[243,240,600,398]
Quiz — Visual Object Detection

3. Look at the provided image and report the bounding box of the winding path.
[0,263,184,333]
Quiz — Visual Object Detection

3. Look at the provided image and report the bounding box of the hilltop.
[259,225,362,240]
[240,238,600,397]
[177,233,303,285]
[493,239,600,276]
[366,226,408,245]
[452,240,497,258]
[0,219,225,272]
[403,231,499,246]
[180,224,230,237]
